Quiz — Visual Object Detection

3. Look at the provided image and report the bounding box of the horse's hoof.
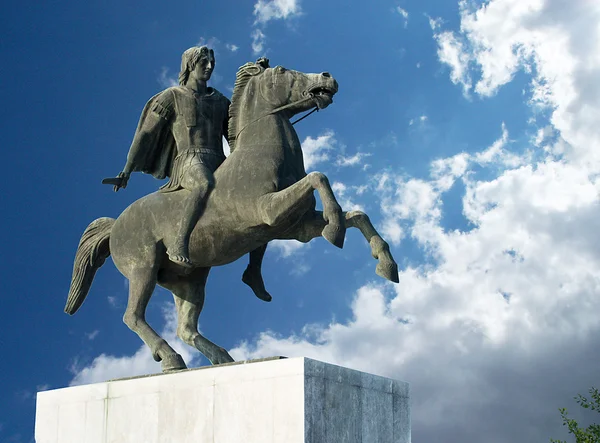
[161,354,187,372]
[376,260,399,283]
[210,348,235,366]
[322,224,345,249]
[242,269,273,302]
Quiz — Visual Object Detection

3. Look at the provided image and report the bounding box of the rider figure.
[110,46,272,301]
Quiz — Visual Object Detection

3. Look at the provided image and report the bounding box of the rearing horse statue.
[65,61,400,372]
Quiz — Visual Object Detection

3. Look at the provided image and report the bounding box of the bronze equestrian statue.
[66,54,400,373]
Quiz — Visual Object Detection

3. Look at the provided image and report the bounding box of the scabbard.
[101,177,122,185]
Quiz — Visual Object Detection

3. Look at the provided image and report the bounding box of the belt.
[175,148,225,159]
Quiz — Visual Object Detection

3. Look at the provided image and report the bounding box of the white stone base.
[36,356,410,443]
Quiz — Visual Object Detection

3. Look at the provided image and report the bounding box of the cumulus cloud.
[432,0,600,170]
[70,304,199,385]
[251,0,302,55]
[301,130,337,170]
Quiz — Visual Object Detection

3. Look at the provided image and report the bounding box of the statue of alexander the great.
[68,54,400,371]
[106,46,272,302]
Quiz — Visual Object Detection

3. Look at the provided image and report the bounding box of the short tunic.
[148,86,229,192]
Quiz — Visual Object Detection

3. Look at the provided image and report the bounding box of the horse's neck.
[237,113,300,152]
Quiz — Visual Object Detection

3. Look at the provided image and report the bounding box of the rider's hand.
[113,171,130,192]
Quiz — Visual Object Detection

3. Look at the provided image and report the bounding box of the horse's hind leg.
[161,268,235,366]
[123,266,187,372]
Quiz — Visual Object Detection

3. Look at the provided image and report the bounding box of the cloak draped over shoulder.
[128,90,177,180]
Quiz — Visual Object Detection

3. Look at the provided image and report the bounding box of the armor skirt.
[160,149,225,193]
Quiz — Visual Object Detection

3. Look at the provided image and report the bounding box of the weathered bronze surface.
[66,51,399,372]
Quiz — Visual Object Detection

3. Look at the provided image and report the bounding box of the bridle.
[234,93,319,140]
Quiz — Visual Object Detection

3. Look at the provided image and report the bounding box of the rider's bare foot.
[242,267,272,302]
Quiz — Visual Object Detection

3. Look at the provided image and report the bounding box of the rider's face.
[195,55,215,81]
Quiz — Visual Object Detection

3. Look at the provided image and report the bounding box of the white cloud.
[396,7,409,27]
[251,0,301,54]
[332,181,364,212]
[158,67,178,88]
[70,304,199,385]
[380,218,404,246]
[270,239,307,258]
[301,130,336,170]
[85,330,99,341]
[335,152,371,168]
[107,295,121,309]
[428,16,443,31]
[254,0,301,24]
[196,36,220,50]
[225,43,239,52]
[251,28,266,55]
[432,0,600,170]
[409,115,428,127]
[433,30,472,95]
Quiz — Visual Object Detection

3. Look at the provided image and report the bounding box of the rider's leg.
[168,161,214,267]
[242,244,272,302]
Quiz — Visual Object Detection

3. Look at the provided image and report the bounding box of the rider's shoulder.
[164,86,189,99]
[210,88,231,105]
[151,87,180,107]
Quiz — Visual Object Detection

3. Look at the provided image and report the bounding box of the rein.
[234,94,319,140]
[291,107,319,125]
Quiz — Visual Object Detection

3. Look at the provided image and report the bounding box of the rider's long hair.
[178,46,214,86]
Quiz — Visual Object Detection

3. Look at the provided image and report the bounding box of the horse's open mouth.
[310,87,336,98]
[309,87,336,108]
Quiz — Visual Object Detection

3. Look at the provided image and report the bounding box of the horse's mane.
[228,62,266,152]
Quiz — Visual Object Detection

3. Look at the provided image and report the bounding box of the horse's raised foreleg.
[123,266,187,372]
[281,210,400,282]
[258,171,345,248]
[160,268,235,366]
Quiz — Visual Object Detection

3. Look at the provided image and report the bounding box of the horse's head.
[256,64,339,114]
[229,61,338,149]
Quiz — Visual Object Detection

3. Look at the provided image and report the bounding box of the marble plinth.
[35,356,410,442]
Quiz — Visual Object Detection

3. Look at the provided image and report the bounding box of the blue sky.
[3,0,600,441]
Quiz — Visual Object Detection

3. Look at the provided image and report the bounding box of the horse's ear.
[256,57,270,69]
[238,62,263,76]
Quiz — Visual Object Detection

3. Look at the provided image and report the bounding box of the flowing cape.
[128,89,177,180]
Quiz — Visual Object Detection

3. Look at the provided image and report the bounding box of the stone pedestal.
[36,356,410,443]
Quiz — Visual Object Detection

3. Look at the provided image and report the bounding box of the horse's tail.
[65,217,115,315]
